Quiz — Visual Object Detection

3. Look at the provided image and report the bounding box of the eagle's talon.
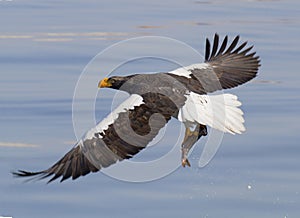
[182,158,191,167]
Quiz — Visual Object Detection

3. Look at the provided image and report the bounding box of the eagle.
[13,34,260,183]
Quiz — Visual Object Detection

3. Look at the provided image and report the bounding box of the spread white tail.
[178,92,245,134]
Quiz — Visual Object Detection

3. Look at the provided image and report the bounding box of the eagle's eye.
[109,78,116,84]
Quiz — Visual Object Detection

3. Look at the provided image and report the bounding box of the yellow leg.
[181,126,199,167]
[181,124,207,167]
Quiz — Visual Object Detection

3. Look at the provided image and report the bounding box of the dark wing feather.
[13,91,183,183]
[204,34,260,91]
[216,35,228,56]
[13,145,99,183]
[210,33,219,59]
[205,38,210,61]
[189,34,260,93]
[224,35,240,54]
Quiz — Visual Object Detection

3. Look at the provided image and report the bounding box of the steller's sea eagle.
[13,34,260,183]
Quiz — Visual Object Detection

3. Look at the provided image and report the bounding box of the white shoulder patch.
[178,92,245,134]
[83,94,144,140]
[169,63,210,78]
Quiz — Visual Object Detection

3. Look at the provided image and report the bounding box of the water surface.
[1,0,300,217]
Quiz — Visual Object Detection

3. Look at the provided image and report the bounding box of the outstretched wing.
[13,93,182,183]
[168,33,260,94]
[203,33,260,91]
[13,145,99,183]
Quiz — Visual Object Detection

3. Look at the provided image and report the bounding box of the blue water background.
[0,0,299,217]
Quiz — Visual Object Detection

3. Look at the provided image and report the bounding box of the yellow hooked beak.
[98,78,111,88]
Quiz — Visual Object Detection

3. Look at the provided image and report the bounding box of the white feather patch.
[84,94,144,140]
[169,63,209,78]
[178,92,245,134]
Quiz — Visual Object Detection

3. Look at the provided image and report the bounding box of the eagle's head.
[98,76,129,90]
